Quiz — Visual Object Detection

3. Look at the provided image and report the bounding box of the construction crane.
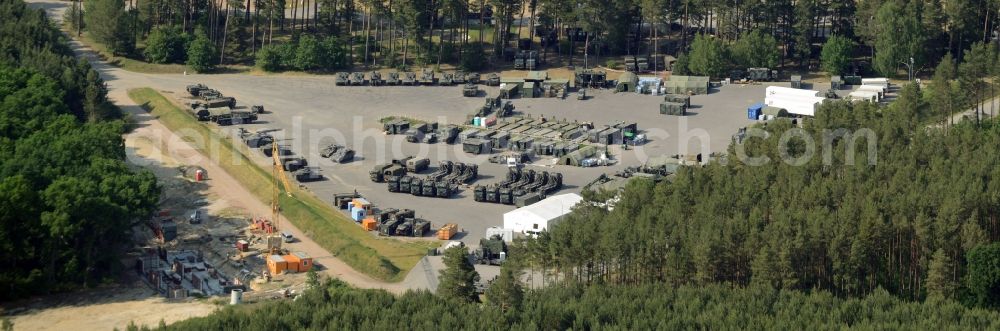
[268,139,293,253]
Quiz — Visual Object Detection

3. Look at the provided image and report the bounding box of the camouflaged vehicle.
[485,73,500,86]
[349,72,366,85]
[463,83,479,97]
[335,72,349,85]
[402,72,417,85]
[453,71,467,84]
[186,84,208,96]
[369,71,384,86]
[439,72,454,86]
[419,70,435,85]
[386,71,401,85]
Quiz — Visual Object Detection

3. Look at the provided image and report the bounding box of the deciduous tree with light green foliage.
[821,35,855,76]
[143,26,188,64]
[186,29,217,73]
[687,34,728,78]
[293,35,323,70]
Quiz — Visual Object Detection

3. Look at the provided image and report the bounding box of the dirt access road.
[9,1,421,330]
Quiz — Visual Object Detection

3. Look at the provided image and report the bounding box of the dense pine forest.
[69,0,1000,76]
[158,279,1000,330]
[514,84,1000,306]
[0,0,160,300]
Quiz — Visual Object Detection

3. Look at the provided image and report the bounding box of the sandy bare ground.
[8,286,217,331]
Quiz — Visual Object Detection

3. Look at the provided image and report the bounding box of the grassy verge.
[127,88,435,282]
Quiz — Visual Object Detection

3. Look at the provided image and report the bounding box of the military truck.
[380,219,404,236]
[349,72,366,85]
[333,192,361,209]
[294,167,323,182]
[474,235,507,265]
[386,72,401,85]
[369,71,384,86]
[421,180,436,196]
[387,176,402,192]
[439,125,461,144]
[335,72,349,86]
[405,158,430,173]
[281,157,307,171]
[412,219,431,237]
[370,163,405,182]
[409,178,424,195]
[463,83,479,97]
[746,68,777,82]
[186,84,208,96]
[215,111,257,126]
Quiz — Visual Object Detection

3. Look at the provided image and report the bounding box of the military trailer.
[335,72,349,86]
[660,102,687,116]
[514,192,544,207]
[439,125,461,144]
[383,119,410,134]
[463,83,479,97]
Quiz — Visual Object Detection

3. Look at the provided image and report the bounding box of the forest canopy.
[0,0,160,300]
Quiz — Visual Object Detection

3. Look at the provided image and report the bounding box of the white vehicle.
[281,231,294,243]
[442,241,465,251]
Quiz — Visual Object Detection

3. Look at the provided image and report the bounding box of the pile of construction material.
[137,248,239,298]
[336,71,483,86]
[473,168,563,207]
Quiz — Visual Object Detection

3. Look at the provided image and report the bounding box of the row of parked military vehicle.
[383,120,462,145]
[335,70,502,87]
[236,128,326,182]
[185,84,261,126]
[473,169,563,207]
[332,192,433,237]
[370,157,479,197]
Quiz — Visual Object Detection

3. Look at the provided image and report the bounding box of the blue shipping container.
[352,208,366,222]
[747,103,764,120]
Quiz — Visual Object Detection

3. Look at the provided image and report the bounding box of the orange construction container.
[283,251,313,273]
[362,217,378,231]
[266,254,288,274]
[351,198,373,212]
[437,223,458,240]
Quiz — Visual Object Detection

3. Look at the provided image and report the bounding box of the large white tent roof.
[503,193,583,233]
[764,86,826,116]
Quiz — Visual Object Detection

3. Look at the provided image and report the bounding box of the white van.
[281,231,294,243]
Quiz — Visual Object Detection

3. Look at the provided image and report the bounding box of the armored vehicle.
[402,72,417,85]
[186,84,208,96]
[294,167,323,182]
[406,158,430,173]
[485,73,500,86]
[330,148,355,163]
[467,72,482,84]
[463,83,479,97]
[335,72,349,85]
[349,72,366,85]
[453,71,467,84]
[474,235,507,265]
[419,70,435,85]
[369,71,384,86]
[320,144,343,158]
[439,72,454,86]
[386,72,401,85]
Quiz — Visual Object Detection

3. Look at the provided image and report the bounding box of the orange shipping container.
[362,217,378,231]
[437,223,458,240]
[283,251,313,273]
[267,254,288,275]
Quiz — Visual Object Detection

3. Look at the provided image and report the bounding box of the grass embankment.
[127,88,435,282]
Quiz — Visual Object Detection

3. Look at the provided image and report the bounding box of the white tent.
[862,78,889,89]
[764,86,826,116]
[848,90,880,103]
[503,193,583,234]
